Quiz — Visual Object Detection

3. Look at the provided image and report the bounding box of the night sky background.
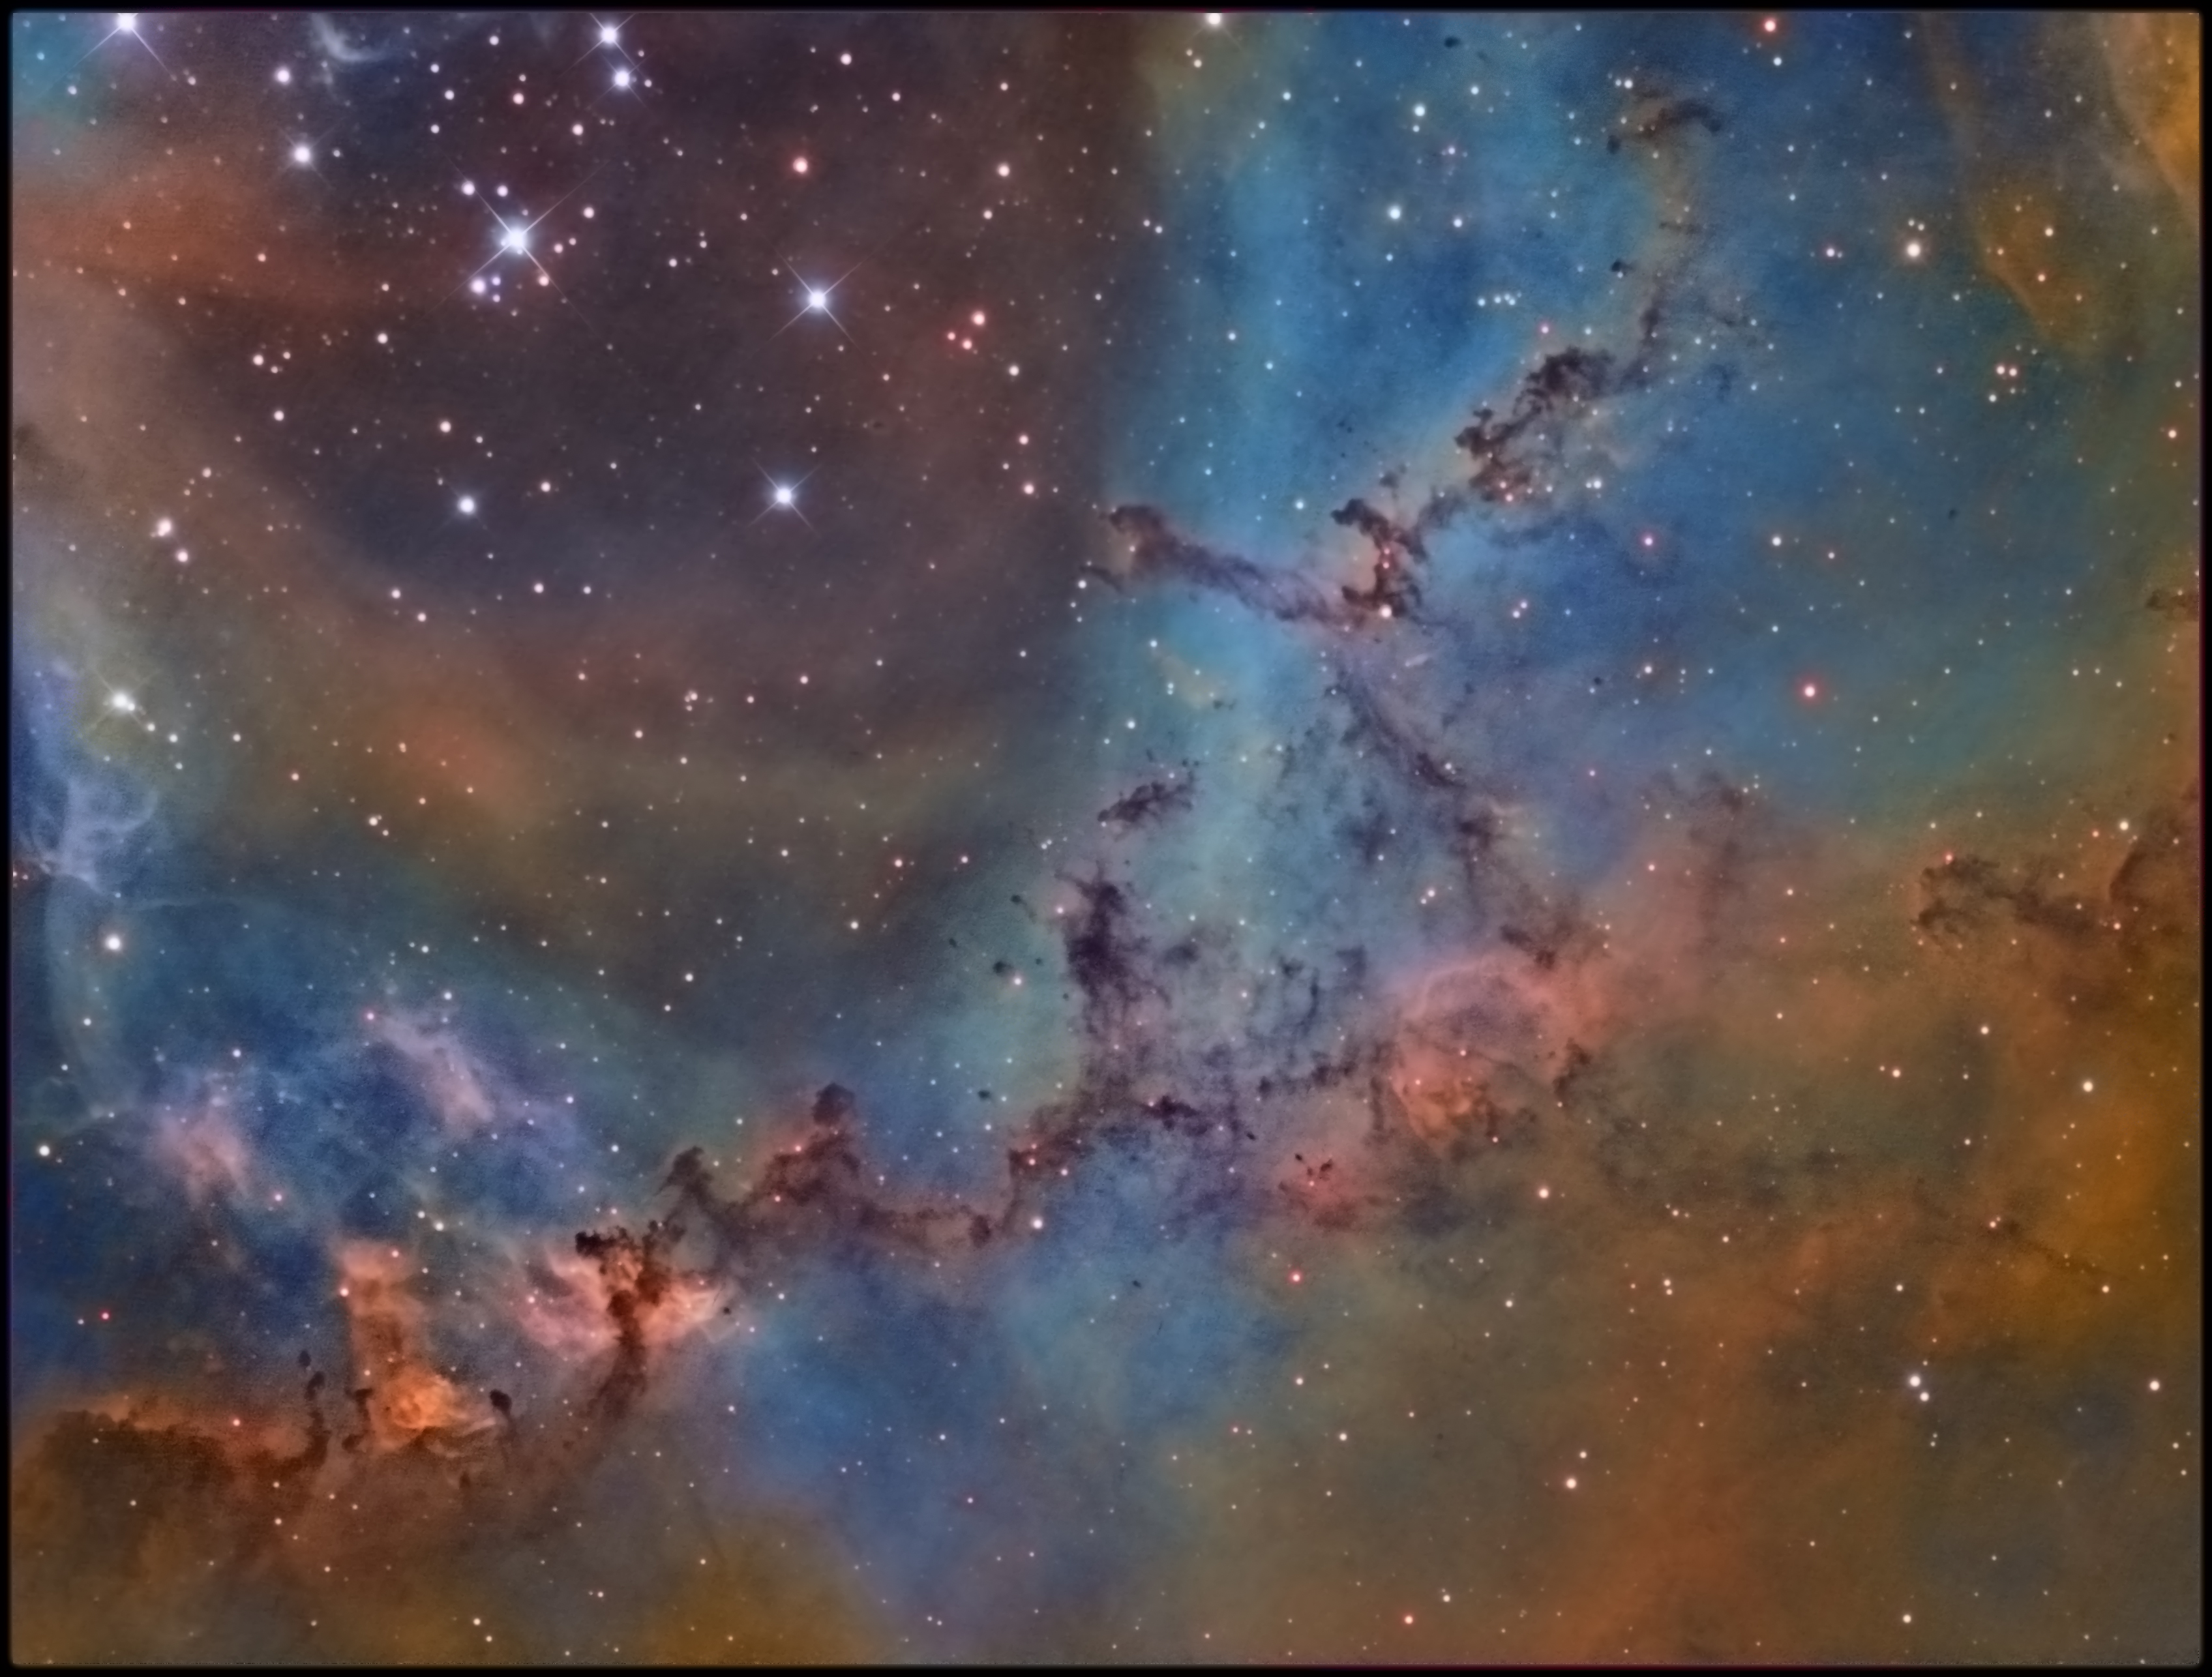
[10,10,2201,1664]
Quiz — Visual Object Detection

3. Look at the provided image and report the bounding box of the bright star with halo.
[74,10,170,76]
[753,462,818,529]
[775,260,858,342]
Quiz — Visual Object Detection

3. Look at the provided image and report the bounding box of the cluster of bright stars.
[220,12,834,533]
[579,16,640,94]
[453,175,593,301]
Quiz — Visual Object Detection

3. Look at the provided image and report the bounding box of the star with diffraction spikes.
[753,462,818,531]
[278,119,345,184]
[774,260,860,343]
[74,12,172,78]
[444,168,601,310]
[575,14,637,71]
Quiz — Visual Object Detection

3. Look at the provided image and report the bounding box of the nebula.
[10,11,2199,1663]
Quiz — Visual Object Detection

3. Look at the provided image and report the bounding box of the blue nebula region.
[10,10,2200,1664]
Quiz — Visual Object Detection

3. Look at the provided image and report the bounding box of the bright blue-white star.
[279,119,344,181]
[753,462,818,529]
[775,261,859,342]
[76,10,171,76]
[450,170,600,305]
[576,14,638,76]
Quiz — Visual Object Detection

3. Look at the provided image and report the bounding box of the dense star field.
[9,10,2201,1663]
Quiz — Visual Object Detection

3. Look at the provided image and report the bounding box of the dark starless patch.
[1606,93,1726,155]
[1920,783,2201,958]
[1104,504,1351,627]
[10,421,87,498]
[2145,584,2200,621]
[1332,496,1426,619]
[573,1219,688,1423]
[1452,346,1635,509]
[1915,853,2106,947]
[1098,766,1197,829]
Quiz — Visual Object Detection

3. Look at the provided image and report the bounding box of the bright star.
[109,692,138,715]
[753,462,817,529]
[457,495,477,516]
[453,168,599,306]
[79,10,170,76]
[576,15,637,76]
[279,121,342,179]
[612,67,632,89]
[775,260,859,342]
